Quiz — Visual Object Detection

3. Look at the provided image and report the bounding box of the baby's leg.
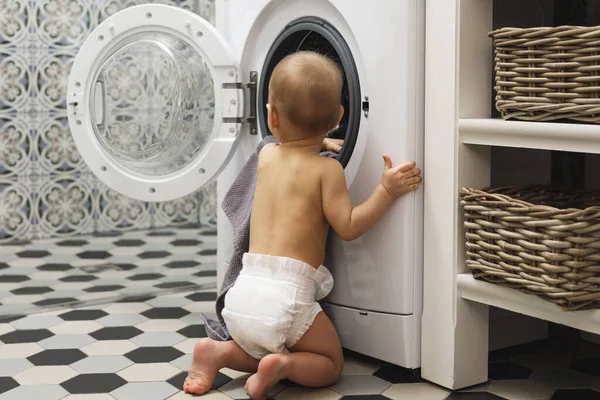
[184,338,259,395]
[245,312,343,399]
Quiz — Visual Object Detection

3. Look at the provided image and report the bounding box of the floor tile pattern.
[0,228,217,317]
[0,290,599,399]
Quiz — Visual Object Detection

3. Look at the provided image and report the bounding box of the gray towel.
[201,135,338,341]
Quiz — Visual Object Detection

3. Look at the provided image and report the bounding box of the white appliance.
[67,0,425,368]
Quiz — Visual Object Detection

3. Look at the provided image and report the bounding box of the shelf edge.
[457,273,600,336]
[459,119,600,154]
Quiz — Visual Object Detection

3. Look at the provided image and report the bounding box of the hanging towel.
[201,135,338,341]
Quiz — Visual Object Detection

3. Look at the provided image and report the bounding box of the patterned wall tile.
[32,0,95,50]
[95,0,141,26]
[151,192,200,229]
[0,0,217,241]
[0,47,33,113]
[32,112,87,176]
[0,2,31,49]
[93,176,152,232]
[198,181,216,227]
[192,0,216,24]
[0,114,34,177]
[94,0,215,26]
[31,48,75,112]
[30,173,95,238]
[155,0,197,12]
[0,176,34,242]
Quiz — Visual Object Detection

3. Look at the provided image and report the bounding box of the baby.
[184,51,422,399]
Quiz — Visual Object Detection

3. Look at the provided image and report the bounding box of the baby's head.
[267,51,343,141]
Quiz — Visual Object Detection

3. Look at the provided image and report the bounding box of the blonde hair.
[268,51,343,135]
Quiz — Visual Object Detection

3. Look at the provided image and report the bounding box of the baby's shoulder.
[315,156,343,175]
[318,156,340,166]
[257,143,278,163]
[262,142,278,151]
[260,142,278,156]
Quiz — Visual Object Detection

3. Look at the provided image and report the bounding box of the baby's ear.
[267,103,279,128]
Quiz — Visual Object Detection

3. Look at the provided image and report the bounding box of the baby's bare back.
[249,144,329,268]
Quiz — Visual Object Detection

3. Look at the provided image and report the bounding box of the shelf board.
[459,118,600,154]
[457,273,600,336]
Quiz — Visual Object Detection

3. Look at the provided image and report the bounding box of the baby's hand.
[322,138,344,153]
[380,154,422,199]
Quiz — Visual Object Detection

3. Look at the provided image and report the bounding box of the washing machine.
[66,0,425,368]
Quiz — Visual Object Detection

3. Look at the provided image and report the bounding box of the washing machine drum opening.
[91,32,215,176]
[258,18,361,167]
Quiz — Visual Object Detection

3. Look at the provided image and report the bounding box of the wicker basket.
[459,185,600,311]
[490,26,600,123]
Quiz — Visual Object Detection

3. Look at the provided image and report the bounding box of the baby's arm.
[321,155,421,241]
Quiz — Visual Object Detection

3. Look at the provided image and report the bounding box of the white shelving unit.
[421,0,600,391]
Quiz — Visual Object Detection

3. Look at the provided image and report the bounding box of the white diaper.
[222,253,334,359]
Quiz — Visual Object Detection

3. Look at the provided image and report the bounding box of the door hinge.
[362,96,369,118]
[222,71,258,135]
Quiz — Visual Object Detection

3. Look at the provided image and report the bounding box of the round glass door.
[93,32,215,176]
[67,5,243,202]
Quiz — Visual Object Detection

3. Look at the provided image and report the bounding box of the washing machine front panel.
[218,0,424,368]
[68,4,244,202]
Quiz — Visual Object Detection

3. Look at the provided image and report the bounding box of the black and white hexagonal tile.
[36,263,74,272]
[0,275,30,283]
[16,250,51,259]
[487,361,532,380]
[170,239,203,247]
[0,228,217,317]
[2,235,600,400]
[61,373,128,394]
[59,309,109,321]
[113,239,147,247]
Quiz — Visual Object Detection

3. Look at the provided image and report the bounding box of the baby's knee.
[327,353,344,385]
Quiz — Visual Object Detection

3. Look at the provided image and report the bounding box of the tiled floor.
[2,230,600,399]
[0,228,217,317]
[1,289,600,399]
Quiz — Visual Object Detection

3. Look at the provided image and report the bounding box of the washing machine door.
[67,4,244,202]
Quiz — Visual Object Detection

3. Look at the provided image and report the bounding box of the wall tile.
[30,173,96,239]
[94,0,215,26]
[31,48,75,112]
[93,175,152,233]
[0,2,32,49]
[151,192,200,229]
[94,0,141,26]
[0,0,217,241]
[0,176,34,242]
[198,181,216,228]
[0,113,35,178]
[31,112,88,176]
[0,47,34,114]
[192,0,216,25]
[32,0,95,50]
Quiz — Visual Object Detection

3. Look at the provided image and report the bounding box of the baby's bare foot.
[183,338,223,395]
[245,354,289,399]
